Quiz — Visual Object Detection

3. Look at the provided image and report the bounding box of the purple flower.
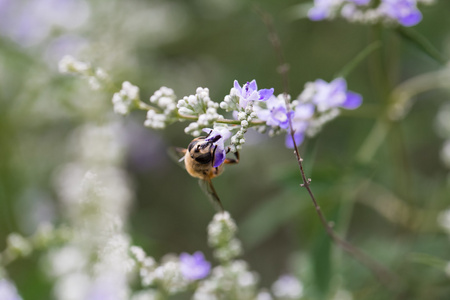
[256,96,292,129]
[179,251,211,280]
[378,0,422,27]
[1,0,90,47]
[285,103,315,148]
[312,78,362,112]
[0,279,22,300]
[308,0,337,21]
[234,80,274,109]
[203,127,232,168]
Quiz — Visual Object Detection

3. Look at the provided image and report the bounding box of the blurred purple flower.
[44,34,89,66]
[308,0,371,21]
[203,127,232,168]
[0,0,90,47]
[234,80,274,109]
[285,103,315,148]
[378,0,422,27]
[312,78,362,112]
[256,96,292,129]
[272,274,304,299]
[0,279,22,300]
[308,0,337,21]
[179,251,211,280]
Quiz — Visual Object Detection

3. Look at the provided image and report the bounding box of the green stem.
[356,117,391,164]
[334,41,382,79]
[176,113,266,127]
[388,67,450,120]
[396,27,448,65]
[357,26,394,164]
[136,101,159,112]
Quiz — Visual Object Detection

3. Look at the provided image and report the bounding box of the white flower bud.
[187,95,197,106]
[88,77,101,90]
[272,275,304,300]
[122,81,139,100]
[7,233,32,257]
[237,112,246,121]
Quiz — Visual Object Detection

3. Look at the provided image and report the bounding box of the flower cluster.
[193,260,260,300]
[47,120,135,300]
[0,224,71,269]
[254,77,362,148]
[193,212,304,300]
[144,86,178,129]
[59,55,108,90]
[58,57,364,153]
[1,205,305,299]
[308,0,433,27]
[130,245,211,296]
[208,211,242,263]
[221,80,274,150]
[112,81,141,115]
[178,87,223,136]
[219,77,361,150]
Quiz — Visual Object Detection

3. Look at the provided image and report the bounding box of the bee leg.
[224,150,239,165]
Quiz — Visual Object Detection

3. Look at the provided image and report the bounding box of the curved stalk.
[256,6,401,290]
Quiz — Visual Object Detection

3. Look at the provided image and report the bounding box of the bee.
[173,131,239,212]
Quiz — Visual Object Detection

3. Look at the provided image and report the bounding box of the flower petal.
[248,80,257,91]
[294,103,315,119]
[399,10,422,27]
[234,80,242,93]
[258,88,274,101]
[341,91,362,109]
[308,7,328,21]
[213,149,226,168]
[330,77,347,92]
[257,109,271,121]
[285,131,305,149]
[179,251,211,280]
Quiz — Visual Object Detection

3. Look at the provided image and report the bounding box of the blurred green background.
[1,0,450,299]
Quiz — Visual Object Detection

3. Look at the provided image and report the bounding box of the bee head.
[187,136,219,165]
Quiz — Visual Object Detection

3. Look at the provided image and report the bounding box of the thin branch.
[176,113,266,126]
[254,6,401,290]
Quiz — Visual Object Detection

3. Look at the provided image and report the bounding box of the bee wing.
[198,178,224,212]
[167,147,187,169]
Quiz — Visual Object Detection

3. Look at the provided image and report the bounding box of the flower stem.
[356,117,391,164]
[257,6,401,290]
[334,41,382,79]
[136,101,160,112]
[396,27,448,65]
[176,113,265,127]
